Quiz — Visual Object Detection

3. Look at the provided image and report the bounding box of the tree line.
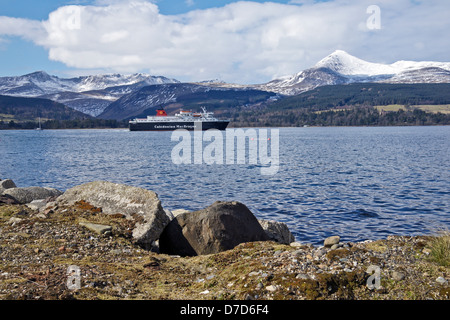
[268,83,450,111]
[0,119,128,130]
[228,106,450,127]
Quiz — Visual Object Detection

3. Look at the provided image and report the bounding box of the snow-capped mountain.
[255,50,450,95]
[98,82,274,120]
[0,71,179,97]
[0,71,179,116]
[316,50,450,77]
[1,50,449,118]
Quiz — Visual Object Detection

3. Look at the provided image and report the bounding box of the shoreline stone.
[0,197,448,300]
[2,187,62,204]
[3,180,447,301]
[324,235,340,248]
[159,201,269,256]
[0,179,16,194]
[79,222,113,235]
[258,219,295,245]
[55,181,171,249]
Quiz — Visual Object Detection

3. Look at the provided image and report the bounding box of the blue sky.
[0,0,286,17]
[0,0,449,83]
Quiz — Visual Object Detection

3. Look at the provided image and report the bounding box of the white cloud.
[0,16,45,40]
[0,0,449,83]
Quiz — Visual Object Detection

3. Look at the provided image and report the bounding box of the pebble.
[290,242,304,248]
[79,222,112,235]
[1,200,448,300]
[391,271,406,281]
[26,199,47,211]
[8,217,23,225]
[314,248,327,257]
[265,285,278,292]
[324,236,340,248]
[436,277,447,284]
[35,213,48,219]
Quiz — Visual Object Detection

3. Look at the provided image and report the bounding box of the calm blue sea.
[1,126,449,244]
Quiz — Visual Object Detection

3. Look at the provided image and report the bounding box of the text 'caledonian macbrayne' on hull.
[129,107,230,131]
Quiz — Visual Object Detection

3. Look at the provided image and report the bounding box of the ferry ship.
[129,107,230,131]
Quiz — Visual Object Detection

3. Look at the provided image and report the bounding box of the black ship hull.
[129,120,229,131]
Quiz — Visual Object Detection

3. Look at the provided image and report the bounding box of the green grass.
[374,105,406,112]
[414,105,450,114]
[429,231,450,267]
[374,104,450,114]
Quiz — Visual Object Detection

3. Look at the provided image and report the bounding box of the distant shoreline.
[1,124,450,131]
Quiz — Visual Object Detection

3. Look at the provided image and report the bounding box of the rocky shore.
[0,179,448,300]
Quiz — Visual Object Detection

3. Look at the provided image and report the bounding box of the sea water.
[1,126,449,244]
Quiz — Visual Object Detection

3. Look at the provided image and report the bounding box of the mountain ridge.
[0,50,449,120]
[0,71,179,116]
[253,50,450,95]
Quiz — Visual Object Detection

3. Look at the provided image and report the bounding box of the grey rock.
[8,217,23,225]
[291,249,305,257]
[290,242,305,248]
[391,271,406,281]
[436,277,447,284]
[314,248,327,257]
[159,201,269,256]
[171,209,190,217]
[0,179,16,193]
[265,285,279,292]
[3,187,62,204]
[324,235,340,248]
[258,219,295,244]
[26,199,48,211]
[79,222,113,235]
[296,273,311,280]
[56,181,170,248]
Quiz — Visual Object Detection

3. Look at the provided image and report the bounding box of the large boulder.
[258,219,295,244]
[56,181,171,249]
[3,186,62,204]
[159,201,269,256]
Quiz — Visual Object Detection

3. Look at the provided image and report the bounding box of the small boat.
[35,117,43,130]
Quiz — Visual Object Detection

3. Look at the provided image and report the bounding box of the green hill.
[0,95,91,122]
[268,83,450,111]
[227,83,450,127]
